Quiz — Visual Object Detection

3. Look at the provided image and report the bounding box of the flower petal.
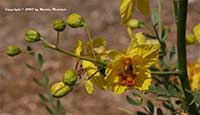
[85,80,94,94]
[82,60,96,69]
[134,68,152,90]
[120,0,136,24]
[113,85,128,94]
[75,40,83,56]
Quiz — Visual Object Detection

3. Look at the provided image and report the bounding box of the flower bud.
[6,45,21,56]
[193,23,200,43]
[25,29,40,42]
[127,19,142,29]
[66,13,85,28]
[63,69,77,85]
[53,19,66,32]
[186,33,195,44]
[50,82,72,98]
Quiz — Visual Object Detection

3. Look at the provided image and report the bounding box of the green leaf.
[46,105,55,115]
[161,26,170,42]
[169,45,176,61]
[148,85,169,97]
[39,93,50,102]
[132,92,141,97]
[162,101,175,112]
[156,108,163,115]
[26,63,38,71]
[32,77,43,86]
[126,95,140,106]
[167,85,177,97]
[137,111,148,115]
[147,100,154,114]
[56,100,62,114]
[159,51,166,67]
[151,10,158,26]
[192,91,200,104]
[37,53,44,69]
[48,93,55,102]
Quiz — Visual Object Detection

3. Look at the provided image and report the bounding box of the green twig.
[173,0,178,25]
[151,71,181,76]
[157,0,162,38]
[56,31,60,48]
[41,38,107,66]
[152,25,162,44]
[84,24,96,58]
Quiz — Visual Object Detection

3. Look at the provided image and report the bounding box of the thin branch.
[41,38,107,66]
[151,71,181,76]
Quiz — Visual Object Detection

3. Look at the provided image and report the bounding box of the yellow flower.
[186,33,195,44]
[188,57,200,91]
[135,32,160,45]
[105,39,159,94]
[75,36,159,95]
[82,60,109,90]
[74,38,109,94]
[190,72,200,91]
[120,0,150,24]
[193,23,200,43]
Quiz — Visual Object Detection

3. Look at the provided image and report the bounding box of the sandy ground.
[0,0,200,115]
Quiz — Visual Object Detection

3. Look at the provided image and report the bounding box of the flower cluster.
[186,23,200,44]
[5,0,159,96]
[76,33,159,94]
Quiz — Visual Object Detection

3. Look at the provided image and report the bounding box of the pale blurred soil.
[0,0,200,115]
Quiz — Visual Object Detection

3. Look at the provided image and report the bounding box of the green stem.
[56,32,60,48]
[173,0,178,25]
[157,0,162,38]
[151,71,181,76]
[176,0,197,114]
[41,39,107,66]
[152,25,162,44]
[56,31,60,48]
[84,24,92,41]
[84,24,96,58]
[55,48,106,66]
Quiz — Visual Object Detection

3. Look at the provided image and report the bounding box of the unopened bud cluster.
[50,69,77,98]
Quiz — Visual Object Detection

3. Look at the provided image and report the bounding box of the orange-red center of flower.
[119,71,136,87]
[119,58,136,87]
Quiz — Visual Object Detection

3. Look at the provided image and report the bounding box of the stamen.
[118,71,136,87]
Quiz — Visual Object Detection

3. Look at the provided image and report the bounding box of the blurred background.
[0,0,200,115]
